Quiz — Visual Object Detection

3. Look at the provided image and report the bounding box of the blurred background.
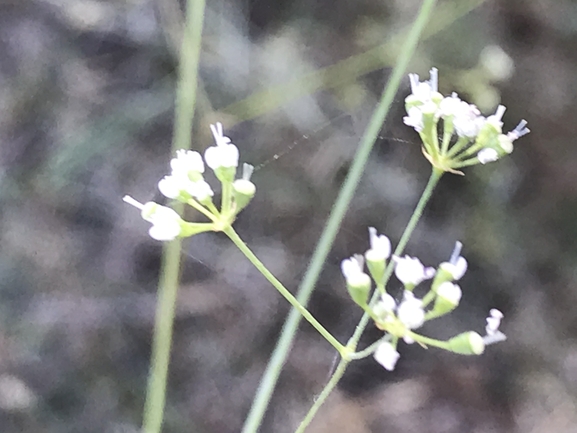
[0,0,574,432]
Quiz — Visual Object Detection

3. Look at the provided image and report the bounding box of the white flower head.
[366,227,391,261]
[204,122,240,170]
[397,291,425,329]
[123,196,182,241]
[393,255,435,287]
[374,341,400,371]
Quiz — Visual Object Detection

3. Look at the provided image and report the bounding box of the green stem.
[408,331,451,350]
[224,226,344,353]
[240,2,440,431]
[187,198,218,221]
[348,335,391,360]
[294,358,349,433]
[142,0,206,432]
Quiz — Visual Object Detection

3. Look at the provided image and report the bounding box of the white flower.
[123,196,182,241]
[439,92,464,117]
[453,103,485,138]
[366,227,391,261]
[408,67,439,103]
[484,308,507,345]
[439,241,468,280]
[185,179,214,202]
[374,341,400,371]
[158,174,186,199]
[485,105,506,132]
[341,255,369,284]
[403,106,424,132]
[372,293,397,320]
[436,282,462,304]
[393,255,435,287]
[477,148,499,164]
[158,174,214,202]
[170,149,204,176]
[205,122,239,169]
[397,291,425,329]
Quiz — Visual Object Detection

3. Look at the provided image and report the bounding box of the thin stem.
[224,226,344,353]
[142,0,206,432]
[294,358,349,433]
[407,331,451,350]
[349,335,391,360]
[187,198,218,221]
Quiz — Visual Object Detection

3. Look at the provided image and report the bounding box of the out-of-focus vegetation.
[1,0,576,432]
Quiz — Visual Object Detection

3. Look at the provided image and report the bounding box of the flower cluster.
[404,68,530,174]
[124,123,255,240]
[341,229,506,371]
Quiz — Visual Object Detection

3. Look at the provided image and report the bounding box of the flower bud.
[346,273,371,307]
[431,282,462,316]
[233,164,256,212]
[341,256,371,307]
[365,227,390,284]
[374,341,400,371]
[447,331,485,355]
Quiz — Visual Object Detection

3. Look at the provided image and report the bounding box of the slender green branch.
[142,1,206,432]
[348,335,391,360]
[240,1,441,432]
[224,226,344,353]
[408,332,451,350]
[294,358,349,433]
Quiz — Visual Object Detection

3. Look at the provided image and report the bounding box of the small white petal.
[403,106,424,132]
[374,342,400,371]
[453,103,484,138]
[397,291,425,329]
[477,148,499,164]
[341,256,364,280]
[185,179,214,201]
[380,294,396,311]
[204,143,240,169]
[490,309,504,319]
[439,93,463,117]
[170,150,204,175]
[158,175,183,199]
[367,227,391,260]
[393,255,434,286]
[149,222,181,241]
[437,282,462,304]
